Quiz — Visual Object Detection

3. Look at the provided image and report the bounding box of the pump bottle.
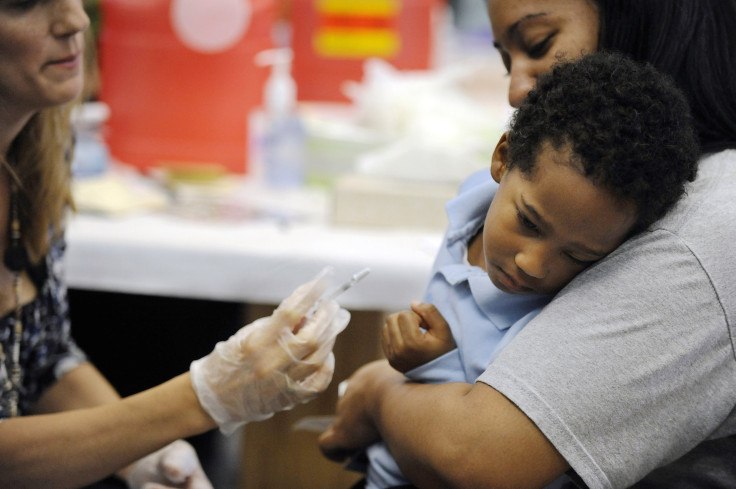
[255,48,306,187]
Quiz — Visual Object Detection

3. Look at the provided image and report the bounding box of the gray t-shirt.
[479,150,736,489]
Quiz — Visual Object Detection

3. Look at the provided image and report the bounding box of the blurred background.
[70,1,511,488]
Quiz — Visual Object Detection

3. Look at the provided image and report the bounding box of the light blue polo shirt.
[365,169,553,488]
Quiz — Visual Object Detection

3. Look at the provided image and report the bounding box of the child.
[361,51,700,489]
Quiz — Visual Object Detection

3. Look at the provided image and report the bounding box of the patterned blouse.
[0,238,87,418]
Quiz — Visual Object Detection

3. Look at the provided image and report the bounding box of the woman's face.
[0,0,89,117]
[488,0,600,107]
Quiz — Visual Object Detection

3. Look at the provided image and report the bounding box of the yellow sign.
[314,0,401,58]
[317,0,399,16]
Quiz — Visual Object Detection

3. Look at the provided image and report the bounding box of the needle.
[306,267,371,318]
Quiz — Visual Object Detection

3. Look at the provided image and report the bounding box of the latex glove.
[190,268,351,434]
[122,440,212,489]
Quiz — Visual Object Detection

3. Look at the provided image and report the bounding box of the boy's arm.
[382,302,456,373]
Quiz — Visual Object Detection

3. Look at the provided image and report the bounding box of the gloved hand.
[121,439,212,489]
[190,268,351,434]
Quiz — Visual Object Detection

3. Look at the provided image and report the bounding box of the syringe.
[306,267,371,318]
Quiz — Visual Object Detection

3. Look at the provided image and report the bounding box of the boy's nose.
[514,245,549,280]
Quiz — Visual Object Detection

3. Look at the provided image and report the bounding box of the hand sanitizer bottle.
[255,48,306,187]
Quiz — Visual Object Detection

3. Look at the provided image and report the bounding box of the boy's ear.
[491,132,510,183]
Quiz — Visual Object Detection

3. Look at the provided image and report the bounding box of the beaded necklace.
[0,184,29,416]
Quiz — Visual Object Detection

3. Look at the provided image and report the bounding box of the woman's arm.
[31,362,121,413]
[0,267,348,489]
[0,369,213,489]
[29,362,213,488]
[319,360,568,489]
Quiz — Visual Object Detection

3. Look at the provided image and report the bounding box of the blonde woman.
[0,2,349,488]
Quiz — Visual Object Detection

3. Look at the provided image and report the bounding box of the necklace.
[0,184,28,417]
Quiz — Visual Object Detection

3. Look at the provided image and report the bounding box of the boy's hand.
[381,301,456,373]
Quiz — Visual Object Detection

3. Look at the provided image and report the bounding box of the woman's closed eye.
[493,31,557,75]
[526,32,556,58]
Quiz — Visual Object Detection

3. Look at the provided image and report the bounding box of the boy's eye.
[517,209,539,233]
[565,253,597,267]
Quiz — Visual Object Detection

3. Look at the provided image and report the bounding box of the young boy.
[361,52,700,489]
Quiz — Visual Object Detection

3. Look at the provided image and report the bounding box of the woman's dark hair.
[507,52,699,235]
[595,0,736,153]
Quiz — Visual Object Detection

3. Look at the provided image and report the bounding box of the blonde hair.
[4,105,76,265]
[0,26,100,265]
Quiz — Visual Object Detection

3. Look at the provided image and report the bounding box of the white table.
[64,181,442,312]
[62,181,441,489]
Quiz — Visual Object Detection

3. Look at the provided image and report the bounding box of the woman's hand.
[189,269,351,434]
[318,360,405,462]
[120,440,212,489]
[382,302,456,373]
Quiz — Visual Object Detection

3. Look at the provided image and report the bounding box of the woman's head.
[0,0,89,120]
[0,0,89,263]
[487,0,736,152]
[487,0,600,108]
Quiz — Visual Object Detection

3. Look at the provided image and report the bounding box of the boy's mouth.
[494,265,534,294]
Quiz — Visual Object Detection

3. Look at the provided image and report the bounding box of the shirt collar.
[446,171,498,246]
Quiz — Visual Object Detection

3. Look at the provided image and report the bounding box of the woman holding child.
[319,1,736,488]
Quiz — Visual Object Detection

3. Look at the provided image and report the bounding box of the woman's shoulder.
[581,149,736,326]
[654,149,736,235]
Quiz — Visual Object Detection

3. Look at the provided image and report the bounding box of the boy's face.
[483,134,637,295]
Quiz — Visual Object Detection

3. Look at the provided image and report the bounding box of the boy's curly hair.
[507,51,699,235]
